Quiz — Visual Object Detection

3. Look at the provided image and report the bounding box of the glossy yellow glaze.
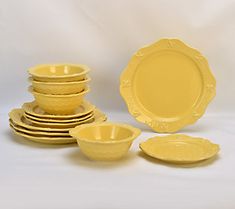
[28,64,89,82]
[31,77,90,95]
[29,87,89,115]
[70,122,141,161]
[139,134,220,164]
[120,39,216,133]
[22,100,95,119]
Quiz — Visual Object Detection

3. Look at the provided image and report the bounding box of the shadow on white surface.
[181,123,209,133]
[138,151,220,168]
[6,129,77,149]
[66,149,136,169]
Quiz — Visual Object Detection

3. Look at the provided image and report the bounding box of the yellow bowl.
[69,122,141,161]
[31,77,90,95]
[28,64,90,82]
[29,86,89,115]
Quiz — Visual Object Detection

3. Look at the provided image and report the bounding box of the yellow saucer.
[120,39,216,133]
[139,134,219,164]
[22,100,95,119]
[24,111,93,123]
[9,108,107,132]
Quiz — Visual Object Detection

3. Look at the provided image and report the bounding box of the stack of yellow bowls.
[28,64,90,115]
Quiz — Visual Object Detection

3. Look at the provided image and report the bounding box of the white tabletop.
[1,0,235,208]
[1,110,235,209]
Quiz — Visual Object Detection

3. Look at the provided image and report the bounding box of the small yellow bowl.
[29,86,89,115]
[69,122,141,161]
[31,77,90,95]
[28,64,90,82]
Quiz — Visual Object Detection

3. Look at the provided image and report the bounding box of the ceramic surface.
[29,86,89,115]
[139,134,220,164]
[28,64,89,82]
[70,122,141,161]
[120,39,216,133]
[31,77,90,95]
[22,100,95,119]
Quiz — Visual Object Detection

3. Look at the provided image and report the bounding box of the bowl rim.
[28,64,90,79]
[30,76,91,85]
[29,86,90,98]
[69,122,141,144]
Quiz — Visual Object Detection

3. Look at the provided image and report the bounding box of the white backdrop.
[1,1,235,209]
[0,0,235,113]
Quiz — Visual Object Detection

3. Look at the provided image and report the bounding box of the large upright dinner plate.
[120,39,216,132]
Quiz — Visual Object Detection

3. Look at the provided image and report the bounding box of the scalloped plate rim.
[120,38,216,133]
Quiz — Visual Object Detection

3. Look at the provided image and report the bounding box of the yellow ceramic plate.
[139,134,219,164]
[24,111,93,123]
[9,108,107,132]
[10,121,70,137]
[22,100,95,119]
[120,39,216,133]
[24,114,94,128]
[10,124,75,144]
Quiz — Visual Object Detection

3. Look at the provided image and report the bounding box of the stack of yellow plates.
[9,104,107,144]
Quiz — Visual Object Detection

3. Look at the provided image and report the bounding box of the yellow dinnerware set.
[9,64,107,144]
[9,39,220,165]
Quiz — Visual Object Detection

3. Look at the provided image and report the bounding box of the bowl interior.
[76,125,134,142]
[32,65,85,77]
